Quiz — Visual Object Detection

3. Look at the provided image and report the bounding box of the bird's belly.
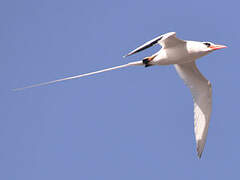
[153,53,193,65]
[154,57,192,65]
[152,48,198,65]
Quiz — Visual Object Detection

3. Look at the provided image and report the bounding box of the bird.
[14,32,226,158]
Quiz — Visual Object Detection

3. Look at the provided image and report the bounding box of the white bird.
[14,32,226,158]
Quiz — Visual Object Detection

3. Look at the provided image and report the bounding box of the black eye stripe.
[203,42,211,47]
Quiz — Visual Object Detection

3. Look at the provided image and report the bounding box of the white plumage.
[175,62,212,158]
[14,32,226,158]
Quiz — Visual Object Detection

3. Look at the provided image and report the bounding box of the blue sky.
[1,0,239,179]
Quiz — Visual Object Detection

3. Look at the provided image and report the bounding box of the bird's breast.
[153,46,195,65]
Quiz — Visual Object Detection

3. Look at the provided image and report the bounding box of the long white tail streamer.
[13,61,143,91]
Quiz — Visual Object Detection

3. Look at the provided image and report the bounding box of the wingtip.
[197,151,202,159]
[197,144,203,159]
[196,139,206,159]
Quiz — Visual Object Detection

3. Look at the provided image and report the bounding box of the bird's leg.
[142,54,157,67]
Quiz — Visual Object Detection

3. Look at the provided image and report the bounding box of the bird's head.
[186,41,227,59]
[201,41,227,52]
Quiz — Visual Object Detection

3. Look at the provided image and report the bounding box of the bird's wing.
[174,61,212,158]
[159,32,185,48]
[124,32,185,57]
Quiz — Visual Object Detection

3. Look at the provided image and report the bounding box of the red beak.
[209,44,227,50]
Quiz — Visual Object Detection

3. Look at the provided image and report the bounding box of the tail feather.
[13,62,143,91]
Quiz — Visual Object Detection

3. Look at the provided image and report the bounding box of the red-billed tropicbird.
[14,32,227,158]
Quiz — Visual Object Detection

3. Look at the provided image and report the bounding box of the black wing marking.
[124,36,162,57]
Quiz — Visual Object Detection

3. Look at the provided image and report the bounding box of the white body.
[125,32,226,158]
[151,41,210,65]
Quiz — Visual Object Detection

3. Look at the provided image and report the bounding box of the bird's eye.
[203,42,211,47]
